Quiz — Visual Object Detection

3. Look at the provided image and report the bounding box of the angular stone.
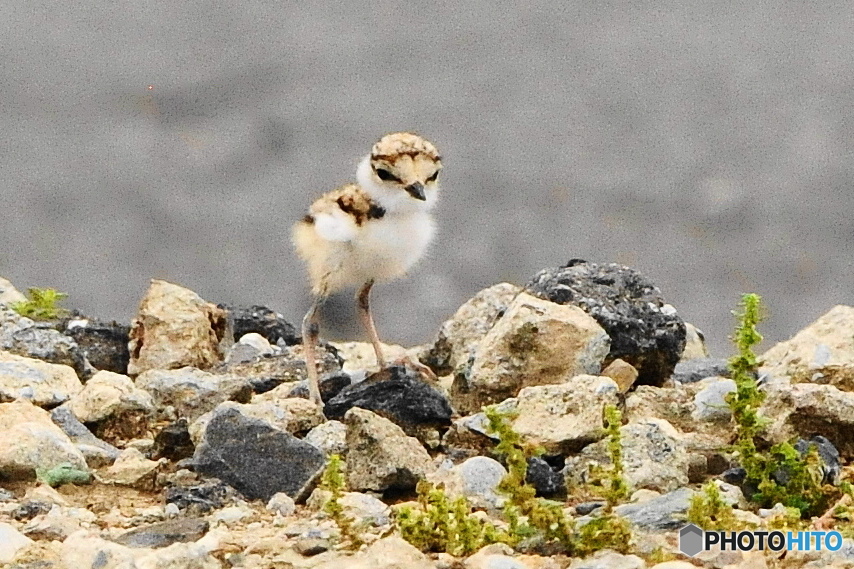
[113,517,209,548]
[0,350,82,407]
[680,322,709,361]
[314,536,435,569]
[451,293,610,414]
[101,447,165,487]
[760,382,854,459]
[569,550,646,569]
[0,308,92,379]
[624,385,695,431]
[615,487,695,530]
[0,399,88,479]
[189,399,324,446]
[671,357,730,384]
[325,364,453,427]
[601,358,639,393]
[50,405,121,467]
[61,316,131,375]
[510,376,620,454]
[526,456,566,497]
[0,522,34,564]
[344,407,433,492]
[220,343,341,395]
[761,305,854,390]
[0,277,27,305]
[429,456,507,513]
[691,378,736,422]
[304,420,347,456]
[565,419,690,493]
[164,480,236,515]
[423,282,523,376]
[135,367,251,421]
[526,260,686,386]
[193,405,325,501]
[226,304,300,346]
[127,279,228,375]
[330,340,410,374]
[68,370,154,423]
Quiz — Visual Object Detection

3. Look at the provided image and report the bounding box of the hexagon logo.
[679,524,704,557]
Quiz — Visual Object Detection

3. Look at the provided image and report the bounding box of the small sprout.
[10,287,70,320]
[320,454,362,549]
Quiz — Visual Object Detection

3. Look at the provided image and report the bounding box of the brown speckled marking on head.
[370,132,441,163]
[327,184,385,226]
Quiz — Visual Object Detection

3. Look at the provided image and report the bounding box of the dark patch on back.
[368,203,386,220]
[302,214,315,224]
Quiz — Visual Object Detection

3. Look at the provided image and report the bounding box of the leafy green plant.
[10,287,69,320]
[687,481,739,531]
[396,481,510,556]
[725,293,838,516]
[320,454,363,549]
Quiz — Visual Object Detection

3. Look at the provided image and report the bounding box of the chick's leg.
[301,296,325,406]
[356,279,386,368]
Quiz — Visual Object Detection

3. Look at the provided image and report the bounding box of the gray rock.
[68,370,154,424]
[568,550,646,569]
[266,492,296,516]
[325,364,453,427]
[50,404,120,466]
[221,344,342,395]
[615,487,695,530]
[526,260,687,386]
[0,308,93,379]
[672,357,730,384]
[113,517,209,548]
[691,378,736,422]
[193,406,325,501]
[152,419,195,461]
[135,367,251,421]
[164,480,237,515]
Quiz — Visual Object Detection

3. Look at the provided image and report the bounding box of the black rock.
[288,371,352,402]
[152,419,195,461]
[672,357,731,384]
[60,317,130,375]
[324,365,454,427]
[526,456,565,497]
[113,518,209,548]
[164,480,236,515]
[12,500,52,521]
[526,261,686,385]
[193,407,325,501]
[794,436,840,485]
[225,305,300,346]
[721,467,747,485]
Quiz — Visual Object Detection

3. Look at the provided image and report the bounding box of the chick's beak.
[405,182,426,201]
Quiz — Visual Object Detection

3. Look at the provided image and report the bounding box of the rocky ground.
[1,263,854,569]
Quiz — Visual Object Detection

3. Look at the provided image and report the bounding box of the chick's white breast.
[354,212,436,281]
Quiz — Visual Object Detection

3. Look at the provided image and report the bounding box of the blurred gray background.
[2,1,852,356]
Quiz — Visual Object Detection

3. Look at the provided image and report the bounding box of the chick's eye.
[426,170,440,183]
[375,168,398,182]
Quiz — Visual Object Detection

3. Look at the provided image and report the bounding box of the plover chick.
[292,132,443,405]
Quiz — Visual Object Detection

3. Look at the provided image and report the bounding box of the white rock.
[266,492,296,516]
[0,399,88,479]
[510,376,621,454]
[0,277,27,305]
[0,522,33,563]
[127,279,227,375]
[100,447,164,487]
[68,370,154,423]
[428,456,507,513]
[314,536,435,569]
[304,420,347,456]
[0,350,82,407]
[452,292,610,414]
[569,550,646,569]
[691,378,736,422]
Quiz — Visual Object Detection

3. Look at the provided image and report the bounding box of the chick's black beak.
[405,182,426,201]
